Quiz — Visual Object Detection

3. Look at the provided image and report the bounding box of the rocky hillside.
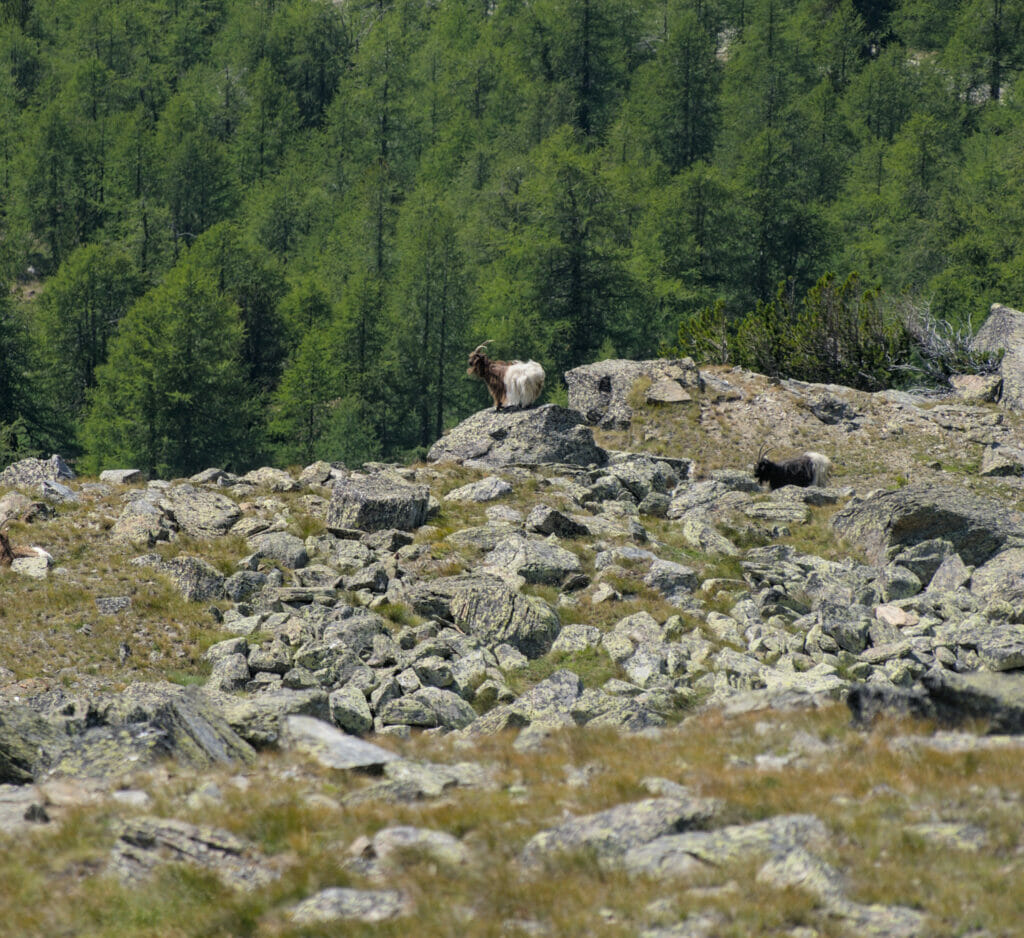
[4,335,1024,936]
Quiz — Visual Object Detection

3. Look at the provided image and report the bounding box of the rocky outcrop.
[832,483,1024,566]
[1,684,255,782]
[971,302,1024,408]
[564,358,701,428]
[427,404,607,467]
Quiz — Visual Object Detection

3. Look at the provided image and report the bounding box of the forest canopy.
[0,0,1020,474]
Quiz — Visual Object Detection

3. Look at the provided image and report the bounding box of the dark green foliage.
[0,0,1020,471]
[82,258,255,477]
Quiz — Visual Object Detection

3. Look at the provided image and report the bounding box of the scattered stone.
[288,887,408,925]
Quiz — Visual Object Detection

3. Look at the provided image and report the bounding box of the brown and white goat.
[753,445,832,490]
[467,342,545,411]
[0,529,52,566]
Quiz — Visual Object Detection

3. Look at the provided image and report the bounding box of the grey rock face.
[99,468,145,484]
[449,576,561,658]
[971,303,1024,409]
[832,483,1024,566]
[378,687,477,730]
[526,504,592,538]
[427,404,607,467]
[166,484,242,537]
[981,443,1024,477]
[2,684,256,782]
[218,689,331,747]
[326,474,430,533]
[565,358,701,429]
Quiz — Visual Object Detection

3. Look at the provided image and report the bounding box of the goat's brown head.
[467,341,493,377]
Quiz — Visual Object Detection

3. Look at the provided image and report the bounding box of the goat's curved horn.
[471,341,494,355]
[756,442,770,463]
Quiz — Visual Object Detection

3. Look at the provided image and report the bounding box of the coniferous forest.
[0,0,1021,475]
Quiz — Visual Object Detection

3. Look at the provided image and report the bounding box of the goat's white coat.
[504,360,545,407]
[804,452,832,487]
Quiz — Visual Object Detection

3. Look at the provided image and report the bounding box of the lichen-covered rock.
[448,576,561,658]
[0,704,66,783]
[378,687,477,730]
[969,548,1024,606]
[621,814,828,877]
[217,689,331,747]
[484,534,583,586]
[325,474,430,533]
[329,685,373,735]
[110,816,280,890]
[526,504,592,538]
[111,492,174,546]
[832,483,1024,566]
[135,554,225,602]
[565,358,701,429]
[238,466,298,491]
[0,454,74,489]
[288,887,408,925]
[443,476,513,502]
[427,404,607,467]
[981,443,1024,477]
[280,715,400,769]
[247,531,308,569]
[521,797,716,866]
[166,483,242,537]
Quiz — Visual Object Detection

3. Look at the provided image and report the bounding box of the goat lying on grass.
[0,529,52,566]
[467,342,545,411]
[753,446,832,490]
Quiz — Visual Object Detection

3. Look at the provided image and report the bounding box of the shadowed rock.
[832,483,1024,566]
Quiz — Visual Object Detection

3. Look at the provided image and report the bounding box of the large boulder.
[832,483,1024,566]
[427,404,607,468]
[325,474,430,533]
[0,454,74,489]
[165,484,242,538]
[971,303,1024,409]
[1,684,255,782]
[483,534,584,586]
[564,359,701,429]
[448,575,561,658]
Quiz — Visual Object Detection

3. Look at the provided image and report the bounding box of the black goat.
[753,446,832,490]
